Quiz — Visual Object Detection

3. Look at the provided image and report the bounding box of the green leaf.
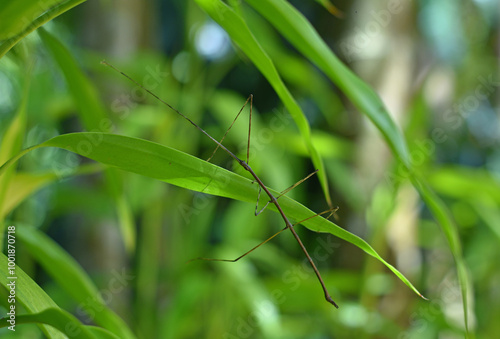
[0,0,87,59]
[243,0,410,166]
[0,308,120,339]
[242,0,470,331]
[38,28,109,131]
[193,0,333,207]
[1,132,424,298]
[16,226,136,339]
[0,252,65,338]
[0,0,63,40]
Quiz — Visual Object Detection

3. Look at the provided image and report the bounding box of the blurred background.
[0,0,499,338]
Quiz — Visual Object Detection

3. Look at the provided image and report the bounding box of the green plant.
[1,0,495,338]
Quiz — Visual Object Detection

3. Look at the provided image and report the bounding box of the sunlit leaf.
[16,226,136,339]
[193,0,332,207]
[0,0,87,59]
[0,308,120,339]
[241,0,470,330]
[0,253,66,338]
[1,132,424,298]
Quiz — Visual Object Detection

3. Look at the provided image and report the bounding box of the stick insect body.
[102,61,339,308]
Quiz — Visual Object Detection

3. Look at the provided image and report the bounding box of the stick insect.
[102,61,340,308]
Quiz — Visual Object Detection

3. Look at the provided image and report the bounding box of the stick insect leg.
[207,95,253,162]
[254,169,320,216]
[246,94,253,164]
[254,186,271,216]
[187,226,287,264]
[292,206,339,227]
[276,169,319,200]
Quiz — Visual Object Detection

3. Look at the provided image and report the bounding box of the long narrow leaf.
[0,0,66,40]
[194,0,332,207]
[0,132,424,298]
[242,0,470,331]
[16,226,136,339]
[0,308,120,339]
[38,28,108,129]
[0,253,65,338]
[0,0,87,59]
[244,0,410,166]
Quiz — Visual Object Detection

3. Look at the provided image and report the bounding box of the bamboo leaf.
[0,308,120,339]
[38,28,109,130]
[242,0,470,330]
[0,0,67,40]
[16,226,136,339]
[0,132,424,298]
[243,0,410,166]
[193,0,333,207]
[0,253,66,338]
[0,0,87,59]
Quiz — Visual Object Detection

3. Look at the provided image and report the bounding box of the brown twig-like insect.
[102,61,339,308]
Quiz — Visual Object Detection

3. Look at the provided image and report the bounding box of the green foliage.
[0,0,86,58]
[15,226,135,339]
[195,0,332,206]
[0,308,120,339]
[0,132,423,298]
[0,253,75,338]
[199,0,470,330]
[0,0,497,338]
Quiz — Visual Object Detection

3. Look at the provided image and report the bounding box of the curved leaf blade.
[16,226,136,339]
[243,0,469,330]
[0,308,120,339]
[194,0,332,207]
[1,132,424,298]
[244,0,410,165]
[38,28,109,130]
[0,0,87,59]
[0,0,68,40]
[0,253,65,338]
